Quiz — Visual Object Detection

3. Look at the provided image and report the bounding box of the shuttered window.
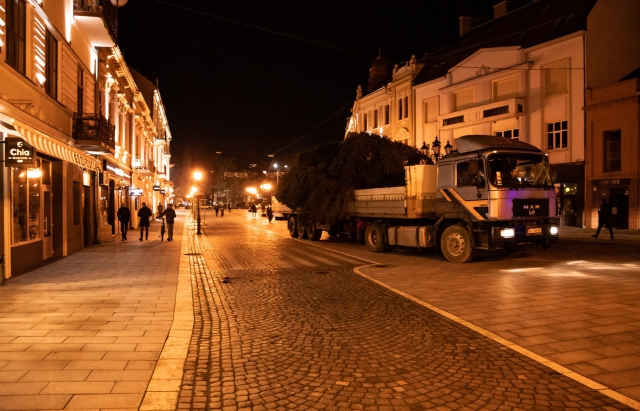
[492,76,518,101]
[453,88,474,111]
[545,63,568,95]
[424,97,438,123]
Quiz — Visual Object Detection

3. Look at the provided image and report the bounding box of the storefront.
[551,163,585,227]
[98,159,132,242]
[590,178,636,230]
[1,115,101,277]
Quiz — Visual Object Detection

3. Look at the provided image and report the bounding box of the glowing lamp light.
[550,226,559,235]
[27,168,42,178]
[500,228,515,238]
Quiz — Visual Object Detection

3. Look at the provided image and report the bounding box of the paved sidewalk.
[0,212,189,411]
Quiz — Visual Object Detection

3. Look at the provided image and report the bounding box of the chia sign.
[5,137,36,166]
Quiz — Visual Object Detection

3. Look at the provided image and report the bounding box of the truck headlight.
[501,228,515,238]
[550,226,558,235]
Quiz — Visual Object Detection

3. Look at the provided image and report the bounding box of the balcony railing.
[73,0,118,44]
[73,113,116,154]
[133,156,155,176]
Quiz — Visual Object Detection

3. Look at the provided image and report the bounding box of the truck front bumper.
[483,219,560,249]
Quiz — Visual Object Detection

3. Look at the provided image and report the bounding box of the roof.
[129,67,157,110]
[415,0,597,85]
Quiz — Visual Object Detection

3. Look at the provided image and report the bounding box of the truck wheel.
[364,224,388,253]
[308,224,322,241]
[297,221,309,239]
[288,216,299,238]
[441,225,474,263]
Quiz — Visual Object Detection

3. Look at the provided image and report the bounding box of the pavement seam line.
[140,216,194,411]
[353,264,640,411]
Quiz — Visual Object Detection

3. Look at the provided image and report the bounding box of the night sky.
[117,0,501,175]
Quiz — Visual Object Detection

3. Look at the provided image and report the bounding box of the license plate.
[527,227,542,235]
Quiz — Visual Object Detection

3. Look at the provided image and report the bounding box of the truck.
[271,197,293,220]
[285,135,559,263]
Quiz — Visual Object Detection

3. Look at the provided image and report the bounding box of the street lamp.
[193,171,203,235]
[273,163,288,186]
[421,137,453,163]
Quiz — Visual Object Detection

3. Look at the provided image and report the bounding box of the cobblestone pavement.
[177,217,632,411]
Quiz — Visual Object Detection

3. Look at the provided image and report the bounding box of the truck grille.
[512,199,549,218]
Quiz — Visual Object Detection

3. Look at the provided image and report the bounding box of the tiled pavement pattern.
[176,218,633,410]
[0,217,183,411]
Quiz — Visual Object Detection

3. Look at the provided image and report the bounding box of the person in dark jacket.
[138,202,153,241]
[117,203,131,240]
[163,204,177,241]
[592,198,614,240]
[266,205,273,223]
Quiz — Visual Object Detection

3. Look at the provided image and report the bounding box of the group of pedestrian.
[214,203,232,217]
[116,202,177,242]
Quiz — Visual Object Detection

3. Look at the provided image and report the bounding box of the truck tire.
[308,224,322,241]
[364,224,388,253]
[441,225,474,263]
[297,221,309,239]
[288,216,299,238]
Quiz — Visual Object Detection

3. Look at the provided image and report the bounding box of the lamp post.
[421,137,453,163]
[193,171,203,235]
[273,163,287,186]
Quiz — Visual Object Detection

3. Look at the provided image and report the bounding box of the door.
[610,188,629,229]
[43,186,53,259]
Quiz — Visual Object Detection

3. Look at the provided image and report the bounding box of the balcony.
[73,113,116,155]
[133,156,155,176]
[73,0,118,46]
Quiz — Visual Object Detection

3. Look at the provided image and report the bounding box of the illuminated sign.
[5,137,35,166]
[160,190,166,194]
[130,188,143,196]
[153,185,160,191]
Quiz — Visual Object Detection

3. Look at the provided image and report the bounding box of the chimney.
[493,1,510,18]
[459,16,476,36]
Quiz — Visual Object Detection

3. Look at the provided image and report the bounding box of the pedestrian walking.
[266,205,273,223]
[592,198,614,240]
[157,202,164,218]
[163,203,177,241]
[138,202,153,241]
[117,203,131,240]
[220,206,224,217]
[228,203,232,213]
[251,203,257,218]
[215,204,219,217]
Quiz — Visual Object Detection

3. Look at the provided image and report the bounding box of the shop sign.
[160,190,166,194]
[130,188,143,196]
[5,137,35,166]
[591,178,630,186]
[103,159,130,178]
[153,185,161,191]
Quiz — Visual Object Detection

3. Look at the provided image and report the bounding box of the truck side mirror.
[472,175,485,188]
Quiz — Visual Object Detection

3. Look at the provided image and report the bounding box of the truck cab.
[435,135,559,258]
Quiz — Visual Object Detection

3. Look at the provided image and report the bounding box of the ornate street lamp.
[429,136,453,163]
[273,163,288,186]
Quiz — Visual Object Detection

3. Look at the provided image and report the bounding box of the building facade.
[347,0,639,228]
[0,0,172,279]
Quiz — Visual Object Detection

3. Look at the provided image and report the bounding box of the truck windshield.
[488,154,553,189]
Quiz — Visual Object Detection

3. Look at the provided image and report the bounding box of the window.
[363,113,368,131]
[12,160,42,243]
[77,66,85,114]
[453,88,474,111]
[6,0,27,74]
[546,121,568,149]
[384,105,389,124]
[398,98,403,120]
[373,109,378,128]
[545,62,568,95]
[495,129,520,140]
[403,96,408,119]
[492,76,518,101]
[45,30,58,98]
[424,97,438,123]
[603,130,621,172]
[456,159,485,187]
